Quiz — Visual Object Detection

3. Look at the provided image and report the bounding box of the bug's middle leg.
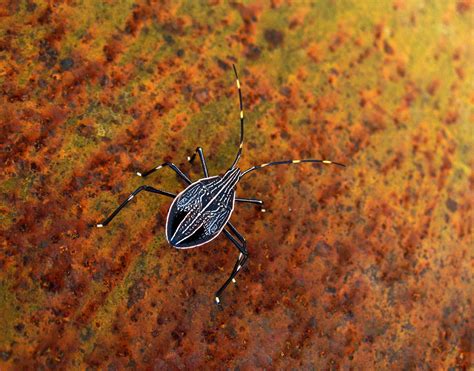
[235,197,264,207]
[97,186,175,227]
[215,225,249,304]
[188,147,209,177]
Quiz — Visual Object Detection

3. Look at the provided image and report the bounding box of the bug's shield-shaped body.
[166,168,240,249]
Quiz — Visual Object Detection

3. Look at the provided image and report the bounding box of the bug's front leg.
[96,186,175,227]
[215,224,249,304]
[137,162,192,185]
[188,147,209,177]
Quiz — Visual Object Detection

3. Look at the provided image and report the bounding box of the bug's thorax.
[165,168,241,249]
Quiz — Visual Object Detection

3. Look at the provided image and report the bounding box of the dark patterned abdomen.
[166,176,236,249]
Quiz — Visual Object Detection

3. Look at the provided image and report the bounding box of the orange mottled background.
[0,0,472,369]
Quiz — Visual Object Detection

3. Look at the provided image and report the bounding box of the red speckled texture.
[0,0,472,369]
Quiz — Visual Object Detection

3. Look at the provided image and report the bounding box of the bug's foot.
[232,278,236,284]
[96,223,104,228]
[187,155,198,165]
[136,172,142,177]
[215,296,221,305]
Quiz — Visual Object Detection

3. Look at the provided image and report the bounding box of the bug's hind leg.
[137,162,192,185]
[215,225,249,304]
[188,147,209,177]
[96,186,175,227]
[225,222,250,283]
[227,222,246,245]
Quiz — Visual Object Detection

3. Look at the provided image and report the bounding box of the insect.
[96,65,345,304]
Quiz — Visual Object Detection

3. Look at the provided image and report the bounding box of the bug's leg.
[96,186,176,227]
[136,162,192,185]
[188,147,209,177]
[215,226,249,304]
[227,222,246,245]
[235,198,264,206]
[225,223,252,282]
[225,223,249,283]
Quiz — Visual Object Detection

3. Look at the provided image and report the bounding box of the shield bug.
[96,65,345,304]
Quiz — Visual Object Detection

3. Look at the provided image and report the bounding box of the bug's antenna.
[240,159,346,178]
[229,64,244,169]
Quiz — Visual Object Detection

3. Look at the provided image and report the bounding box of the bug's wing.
[170,206,232,249]
[166,183,204,243]
[167,199,235,249]
[202,208,230,237]
[176,183,204,212]
[166,176,236,249]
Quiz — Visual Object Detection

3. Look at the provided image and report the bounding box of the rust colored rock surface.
[0,1,472,369]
